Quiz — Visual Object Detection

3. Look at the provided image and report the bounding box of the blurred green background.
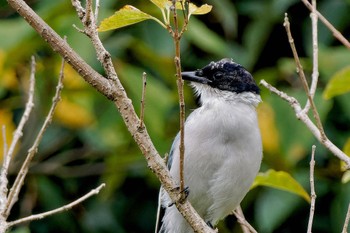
[0,0,350,232]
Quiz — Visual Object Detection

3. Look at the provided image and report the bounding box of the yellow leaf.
[342,170,350,183]
[340,138,350,172]
[188,3,212,16]
[323,66,350,99]
[60,63,88,89]
[0,109,18,161]
[0,50,19,90]
[251,169,310,203]
[98,5,159,32]
[150,0,168,9]
[257,102,280,154]
[55,98,95,128]
[343,138,350,155]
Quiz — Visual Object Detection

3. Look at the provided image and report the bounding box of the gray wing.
[154,133,180,233]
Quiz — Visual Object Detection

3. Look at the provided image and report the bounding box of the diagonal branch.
[6,183,105,228]
[307,145,317,233]
[4,0,213,232]
[4,58,65,218]
[260,80,350,169]
[0,56,36,215]
[283,13,325,140]
[301,0,350,49]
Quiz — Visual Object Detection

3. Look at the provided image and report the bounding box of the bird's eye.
[214,72,223,80]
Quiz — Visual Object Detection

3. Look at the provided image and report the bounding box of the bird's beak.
[181,71,212,84]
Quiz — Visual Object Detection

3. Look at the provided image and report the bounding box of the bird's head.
[181,58,260,106]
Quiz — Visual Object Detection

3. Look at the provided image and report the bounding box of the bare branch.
[301,0,350,49]
[342,203,350,233]
[233,205,257,233]
[0,125,8,212]
[139,72,147,129]
[5,0,214,231]
[0,56,36,216]
[283,13,325,140]
[6,183,105,228]
[4,58,65,217]
[307,145,317,233]
[94,0,100,21]
[309,0,319,101]
[171,0,186,196]
[260,80,350,169]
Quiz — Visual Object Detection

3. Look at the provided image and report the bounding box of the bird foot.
[168,186,190,207]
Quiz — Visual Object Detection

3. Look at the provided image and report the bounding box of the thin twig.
[301,0,350,49]
[4,58,65,217]
[171,0,186,196]
[260,80,350,169]
[7,183,105,228]
[283,13,325,141]
[1,125,8,212]
[85,0,93,25]
[233,205,257,233]
[307,145,317,233]
[94,0,100,21]
[309,0,319,103]
[5,0,214,231]
[139,72,147,129]
[342,203,350,233]
[1,56,36,216]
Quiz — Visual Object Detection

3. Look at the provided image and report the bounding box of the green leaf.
[323,66,350,99]
[251,169,310,203]
[98,5,162,32]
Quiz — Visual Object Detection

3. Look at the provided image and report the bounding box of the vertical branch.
[94,0,100,20]
[342,203,350,233]
[171,0,186,194]
[0,126,8,212]
[0,56,36,216]
[283,13,325,140]
[4,58,65,218]
[307,145,317,233]
[139,72,147,129]
[309,0,319,100]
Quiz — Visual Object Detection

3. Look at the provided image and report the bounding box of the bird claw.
[206,221,214,229]
[168,186,190,207]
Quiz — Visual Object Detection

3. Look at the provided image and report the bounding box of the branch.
[6,183,105,228]
[170,0,186,194]
[139,72,147,129]
[301,0,350,49]
[260,80,350,169]
[4,57,65,218]
[283,13,325,140]
[307,145,317,233]
[6,0,213,231]
[233,205,257,233]
[342,203,350,233]
[69,0,212,232]
[0,56,36,215]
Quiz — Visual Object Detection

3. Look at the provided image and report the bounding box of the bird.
[155,58,263,233]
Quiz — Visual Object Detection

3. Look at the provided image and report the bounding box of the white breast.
[160,88,262,233]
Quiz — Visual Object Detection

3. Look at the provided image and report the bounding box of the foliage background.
[0,0,350,232]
